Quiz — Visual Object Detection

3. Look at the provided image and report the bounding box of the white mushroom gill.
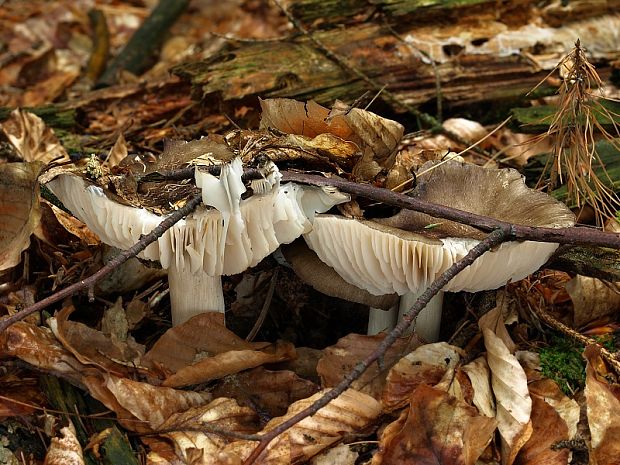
[47,159,349,326]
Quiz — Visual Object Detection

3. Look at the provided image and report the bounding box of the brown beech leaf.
[565,275,620,328]
[0,162,42,271]
[219,389,381,465]
[317,332,420,400]
[482,328,532,465]
[82,373,212,432]
[515,379,576,465]
[49,305,144,377]
[0,370,45,419]
[382,342,464,412]
[44,423,84,465]
[259,98,354,140]
[104,133,129,169]
[3,322,87,385]
[373,384,497,465]
[159,398,258,464]
[0,109,69,163]
[584,344,620,464]
[310,444,358,465]
[142,313,296,387]
[462,356,496,418]
[38,200,100,246]
[528,378,579,440]
[211,367,319,418]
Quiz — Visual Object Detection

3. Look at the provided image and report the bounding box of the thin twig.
[241,227,509,464]
[280,171,620,248]
[245,269,278,342]
[0,195,203,333]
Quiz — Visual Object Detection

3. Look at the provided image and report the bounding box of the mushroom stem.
[398,290,444,342]
[367,306,398,335]
[167,262,224,326]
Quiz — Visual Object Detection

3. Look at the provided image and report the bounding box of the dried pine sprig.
[539,40,620,225]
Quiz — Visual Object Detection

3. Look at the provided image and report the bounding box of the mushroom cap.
[304,161,575,296]
[46,159,349,276]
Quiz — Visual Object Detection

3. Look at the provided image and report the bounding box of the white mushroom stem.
[367,291,443,340]
[398,290,444,342]
[168,261,224,326]
[367,305,398,335]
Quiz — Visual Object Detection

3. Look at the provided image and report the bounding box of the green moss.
[539,335,586,395]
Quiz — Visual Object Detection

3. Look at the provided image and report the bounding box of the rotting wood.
[173,2,620,110]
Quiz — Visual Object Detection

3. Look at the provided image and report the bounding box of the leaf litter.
[0,1,619,464]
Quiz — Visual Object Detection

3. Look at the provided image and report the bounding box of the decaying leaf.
[49,305,144,377]
[3,322,87,386]
[462,356,496,418]
[82,373,212,432]
[382,342,463,412]
[141,312,296,387]
[105,133,129,169]
[44,422,84,465]
[38,200,101,246]
[0,109,69,163]
[482,327,532,465]
[310,444,358,465]
[515,379,577,465]
[219,389,381,465]
[584,344,620,464]
[0,162,42,271]
[528,378,580,440]
[211,367,319,418]
[565,275,620,328]
[0,370,45,419]
[317,332,420,400]
[373,384,497,465]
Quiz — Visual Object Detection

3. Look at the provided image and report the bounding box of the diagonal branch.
[0,194,203,333]
[241,227,510,464]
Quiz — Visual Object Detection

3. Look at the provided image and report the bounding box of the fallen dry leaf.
[462,356,496,418]
[584,344,620,465]
[515,379,577,465]
[528,378,579,440]
[0,109,69,163]
[105,133,129,169]
[0,370,45,419]
[49,305,144,377]
[3,321,87,386]
[565,275,620,328]
[142,312,296,387]
[373,384,497,465]
[219,389,381,465]
[159,398,258,465]
[44,422,84,465]
[482,327,532,465]
[38,200,101,246]
[310,444,358,465]
[211,367,319,418]
[0,162,42,271]
[82,373,212,432]
[317,332,420,400]
[382,342,463,412]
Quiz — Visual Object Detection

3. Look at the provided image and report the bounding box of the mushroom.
[46,158,349,326]
[304,160,575,340]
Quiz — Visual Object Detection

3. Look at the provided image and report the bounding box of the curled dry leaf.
[44,423,84,465]
[317,332,420,400]
[104,133,129,169]
[462,356,496,418]
[310,444,358,465]
[0,162,42,271]
[0,370,46,419]
[515,379,578,465]
[159,398,258,465]
[373,384,497,465]
[211,367,319,418]
[0,109,69,163]
[382,342,463,412]
[38,200,100,246]
[82,373,212,432]
[584,344,620,465]
[3,322,87,386]
[565,275,620,328]
[141,313,296,387]
[482,328,532,465]
[49,305,144,377]
[219,389,381,465]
